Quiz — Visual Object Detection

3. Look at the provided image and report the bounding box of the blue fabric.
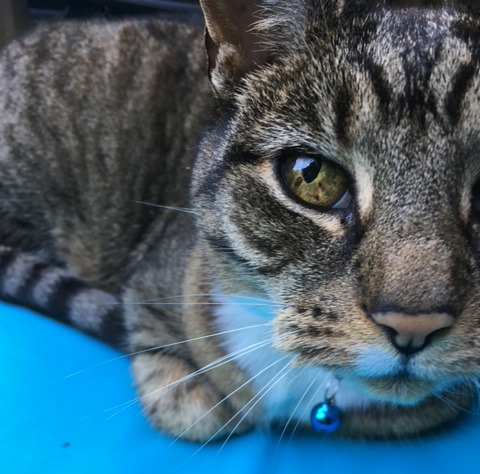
[1,301,480,474]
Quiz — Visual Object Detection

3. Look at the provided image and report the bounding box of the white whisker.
[433,393,475,415]
[133,201,200,215]
[186,276,244,285]
[105,339,275,416]
[57,322,272,380]
[275,370,321,451]
[104,331,299,419]
[139,332,298,414]
[100,302,284,307]
[214,358,298,460]
[289,377,324,440]
[118,293,279,305]
[179,358,295,469]
[167,355,290,448]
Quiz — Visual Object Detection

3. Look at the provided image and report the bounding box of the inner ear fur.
[199,0,272,87]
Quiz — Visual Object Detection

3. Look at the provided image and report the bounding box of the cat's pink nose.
[371,312,456,354]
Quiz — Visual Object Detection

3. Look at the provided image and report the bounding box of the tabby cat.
[1,0,480,441]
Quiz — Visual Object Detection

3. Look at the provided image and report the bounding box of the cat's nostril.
[371,312,456,354]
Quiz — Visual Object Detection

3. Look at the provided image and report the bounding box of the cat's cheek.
[270,305,363,364]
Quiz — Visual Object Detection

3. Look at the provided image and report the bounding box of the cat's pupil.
[298,158,322,184]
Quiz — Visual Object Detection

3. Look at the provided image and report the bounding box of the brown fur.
[1,0,480,441]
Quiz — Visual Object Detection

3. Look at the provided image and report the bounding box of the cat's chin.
[336,378,475,439]
[355,376,436,406]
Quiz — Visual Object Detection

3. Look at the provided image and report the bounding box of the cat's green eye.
[280,156,350,209]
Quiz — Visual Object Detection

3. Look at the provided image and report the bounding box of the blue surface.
[1,301,480,474]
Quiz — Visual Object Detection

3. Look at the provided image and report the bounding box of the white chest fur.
[212,293,372,427]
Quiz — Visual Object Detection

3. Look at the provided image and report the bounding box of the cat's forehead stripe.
[359,11,478,128]
[362,58,393,119]
[445,61,477,126]
[333,82,355,146]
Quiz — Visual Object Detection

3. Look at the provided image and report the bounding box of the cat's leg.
[124,264,252,441]
[119,215,254,441]
[127,307,246,441]
[132,351,239,442]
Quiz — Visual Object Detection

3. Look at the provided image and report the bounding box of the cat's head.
[193,0,480,418]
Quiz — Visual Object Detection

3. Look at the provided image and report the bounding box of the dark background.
[27,0,201,20]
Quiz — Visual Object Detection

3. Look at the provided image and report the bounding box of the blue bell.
[310,401,342,434]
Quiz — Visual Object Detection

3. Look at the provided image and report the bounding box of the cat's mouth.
[356,375,437,406]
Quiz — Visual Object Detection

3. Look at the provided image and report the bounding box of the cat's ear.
[199,1,272,93]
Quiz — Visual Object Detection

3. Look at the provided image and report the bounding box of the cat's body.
[0,18,209,343]
[1,0,480,441]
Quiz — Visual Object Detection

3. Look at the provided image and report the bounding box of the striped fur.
[0,245,125,348]
[2,0,480,442]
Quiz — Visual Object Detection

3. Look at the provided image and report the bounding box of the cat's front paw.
[133,353,248,442]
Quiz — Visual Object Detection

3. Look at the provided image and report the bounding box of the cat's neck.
[211,288,374,426]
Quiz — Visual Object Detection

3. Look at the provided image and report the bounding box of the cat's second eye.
[280,155,350,210]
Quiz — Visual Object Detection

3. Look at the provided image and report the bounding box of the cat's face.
[194,2,480,410]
